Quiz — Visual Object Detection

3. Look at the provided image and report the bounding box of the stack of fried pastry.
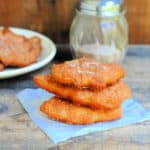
[34,58,131,125]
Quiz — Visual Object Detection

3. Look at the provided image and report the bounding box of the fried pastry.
[0,28,41,68]
[0,62,4,71]
[34,75,131,109]
[51,58,125,90]
[40,96,122,125]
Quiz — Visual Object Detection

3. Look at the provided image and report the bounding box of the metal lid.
[97,0,124,17]
[80,0,99,15]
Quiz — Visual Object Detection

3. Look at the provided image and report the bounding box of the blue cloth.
[17,88,150,143]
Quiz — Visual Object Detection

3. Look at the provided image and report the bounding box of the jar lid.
[80,0,99,15]
[97,0,124,17]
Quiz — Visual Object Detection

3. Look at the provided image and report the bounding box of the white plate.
[0,27,56,79]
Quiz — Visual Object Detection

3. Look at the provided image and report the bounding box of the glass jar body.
[70,11,128,63]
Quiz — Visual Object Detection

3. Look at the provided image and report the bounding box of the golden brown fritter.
[0,28,41,68]
[51,58,125,90]
[34,75,131,109]
[40,96,122,125]
[33,58,131,125]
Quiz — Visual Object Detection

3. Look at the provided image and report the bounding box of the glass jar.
[70,0,128,63]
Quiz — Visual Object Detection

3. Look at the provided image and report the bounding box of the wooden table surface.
[0,45,150,149]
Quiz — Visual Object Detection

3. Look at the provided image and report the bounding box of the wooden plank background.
[125,0,150,44]
[0,0,149,44]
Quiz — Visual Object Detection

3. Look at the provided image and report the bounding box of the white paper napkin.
[17,88,150,143]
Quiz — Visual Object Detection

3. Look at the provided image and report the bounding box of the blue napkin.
[17,88,150,143]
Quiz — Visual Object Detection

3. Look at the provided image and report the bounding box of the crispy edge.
[34,75,131,109]
[0,62,4,71]
[40,96,122,125]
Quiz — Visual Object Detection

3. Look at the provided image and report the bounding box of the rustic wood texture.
[125,0,150,44]
[0,45,150,149]
[0,0,80,43]
[0,0,149,44]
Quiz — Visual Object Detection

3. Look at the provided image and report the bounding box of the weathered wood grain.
[0,45,150,149]
[125,0,150,43]
[0,0,80,43]
[1,0,150,44]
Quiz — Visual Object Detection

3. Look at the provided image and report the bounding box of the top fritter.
[51,58,125,90]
